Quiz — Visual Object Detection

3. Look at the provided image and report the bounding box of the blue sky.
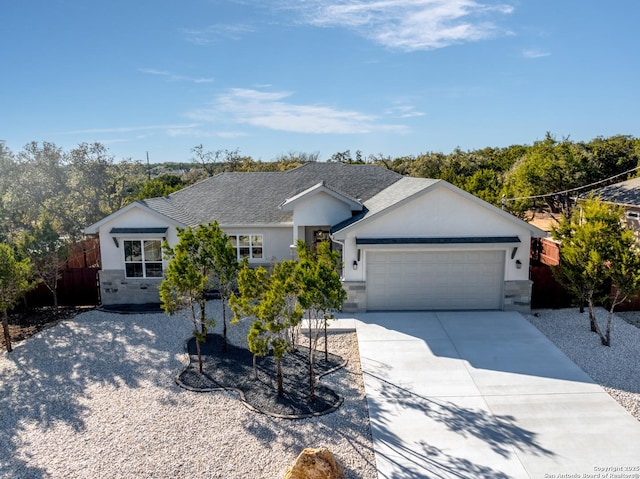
[1,1,638,163]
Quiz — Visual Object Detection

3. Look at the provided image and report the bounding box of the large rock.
[284,447,345,479]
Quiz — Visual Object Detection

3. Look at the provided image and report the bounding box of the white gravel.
[525,307,640,420]
[0,301,377,479]
[5,303,638,478]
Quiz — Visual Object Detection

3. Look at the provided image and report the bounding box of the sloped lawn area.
[177,333,346,418]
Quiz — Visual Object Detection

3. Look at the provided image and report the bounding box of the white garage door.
[367,250,505,310]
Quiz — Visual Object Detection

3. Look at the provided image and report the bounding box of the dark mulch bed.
[177,333,346,418]
[2,306,89,350]
[98,303,164,314]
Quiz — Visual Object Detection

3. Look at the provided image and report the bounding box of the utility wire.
[503,164,640,203]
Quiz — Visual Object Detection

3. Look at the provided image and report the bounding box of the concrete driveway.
[351,311,640,479]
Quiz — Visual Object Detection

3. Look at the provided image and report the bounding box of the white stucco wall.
[335,186,534,283]
[98,207,180,271]
[291,192,353,243]
[97,205,295,273]
[223,226,293,264]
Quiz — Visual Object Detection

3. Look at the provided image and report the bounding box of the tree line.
[2,134,639,244]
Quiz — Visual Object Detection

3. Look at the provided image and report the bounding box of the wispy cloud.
[184,23,254,45]
[138,68,214,83]
[187,88,407,134]
[522,48,551,59]
[165,127,248,139]
[285,0,514,51]
[385,104,425,118]
[57,124,201,135]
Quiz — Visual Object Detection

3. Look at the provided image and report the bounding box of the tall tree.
[131,174,185,200]
[0,142,17,242]
[505,133,588,214]
[19,217,69,309]
[67,143,145,236]
[191,145,243,175]
[0,243,35,352]
[9,141,69,234]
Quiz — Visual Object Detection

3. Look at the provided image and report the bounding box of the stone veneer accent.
[341,281,367,313]
[99,270,163,305]
[503,280,533,313]
[343,279,533,313]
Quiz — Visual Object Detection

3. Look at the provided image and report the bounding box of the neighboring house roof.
[85,163,403,232]
[589,176,640,207]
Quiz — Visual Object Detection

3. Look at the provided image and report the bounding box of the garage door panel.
[367,250,504,310]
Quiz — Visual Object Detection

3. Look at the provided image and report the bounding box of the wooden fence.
[529,236,640,311]
[529,265,574,309]
[24,268,100,307]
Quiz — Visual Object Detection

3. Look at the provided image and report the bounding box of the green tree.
[8,141,69,235]
[462,169,502,205]
[552,198,640,345]
[295,240,347,402]
[0,243,35,352]
[19,217,69,309]
[0,142,17,242]
[230,260,302,396]
[204,221,239,352]
[505,133,588,214]
[584,135,640,181]
[230,263,269,377]
[132,174,185,200]
[160,226,217,373]
[601,229,640,346]
[67,143,145,237]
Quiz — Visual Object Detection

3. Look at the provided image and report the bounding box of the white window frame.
[123,239,164,278]
[228,234,264,261]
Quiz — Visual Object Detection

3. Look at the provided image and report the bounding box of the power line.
[503,164,640,203]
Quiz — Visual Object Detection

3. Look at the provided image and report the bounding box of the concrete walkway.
[349,311,640,479]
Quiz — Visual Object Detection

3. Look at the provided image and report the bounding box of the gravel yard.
[0,302,377,479]
[3,302,638,478]
[525,307,640,420]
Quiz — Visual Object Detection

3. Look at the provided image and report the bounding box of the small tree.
[160,227,215,373]
[601,229,640,346]
[552,209,609,331]
[0,243,35,352]
[206,222,239,352]
[229,262,269,377]
[163,223,231,339]
[19,217,68,309]
[553,198,640,346]
[230,260,302,397]
[296,240,347,402]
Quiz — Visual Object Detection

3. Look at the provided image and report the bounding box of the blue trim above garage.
[355,236,520,245]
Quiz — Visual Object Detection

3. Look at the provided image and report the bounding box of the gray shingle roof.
[141,162,403,226]
[589,177,640,207]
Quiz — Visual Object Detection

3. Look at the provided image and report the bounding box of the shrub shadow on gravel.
[1,310,181,478]
[176,333,346,418]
